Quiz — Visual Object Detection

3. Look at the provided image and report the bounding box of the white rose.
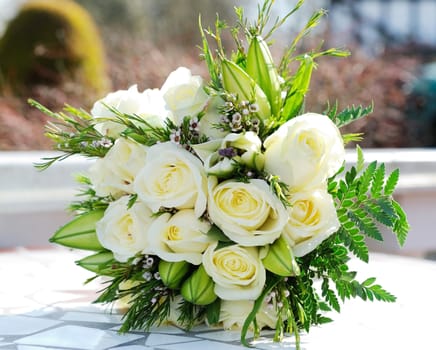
[139,88,174,126]
[161,67,209,123]
[264,113,345,191]
[147,209,214,265]
[134,142,208,217]
[283,188,340,257]
[96,196,154,262]
[91,85,170,137]
[219,300,278,330]
[89,138,147,197]
[202,242,266,300]
[207,177,288,246]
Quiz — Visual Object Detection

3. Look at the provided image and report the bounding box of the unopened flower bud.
[262,236,300,277]
[158,260,190,289]
[181,264,217,305]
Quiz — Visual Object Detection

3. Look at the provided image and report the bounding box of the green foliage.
[29,99,112,170]
[241,275,281,347]
[281,54,314,121]
[328,103,375,128]
[330,146,409,260]
[118,280,172,333]
[199,0,349,132]
[284,147,409,334]
[0,0,109,96]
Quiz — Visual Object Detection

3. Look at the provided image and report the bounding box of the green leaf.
[360,278,397,302]
[362,277,376,287]
[348,208,383,241]
[50,210,105,250]
[76,251,117,276]
[206,298,221,325]
[356,145,365,173]
[332,103,374,128]
[199,15,220,90]
[338,226,369,262]
[363,200,394,228]
[384,169,400,196]
[358,161,377,196]
[279,8,328,75]
[241,275,281,347]
[371,164,385,197]
[321,278,340,312]
[282,54,314,120]
[392,200,410,247]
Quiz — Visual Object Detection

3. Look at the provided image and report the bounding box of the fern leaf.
[348,209,383,241]
[375,197,397,219]
[334,279,353,301]
[358,161,377,197]
[365,283,396,302]
[338,226,369,262]
[371,163,385,197]
[356,145,365,173]
[384,169,400,196]
[332,103,374,128]
[392,200,410,247]
[363,200,394,228]
[321,279,341,312]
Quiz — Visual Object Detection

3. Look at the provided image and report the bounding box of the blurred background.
[0,0,435,150]
[0,0,435,255]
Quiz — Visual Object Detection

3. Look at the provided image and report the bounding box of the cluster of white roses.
[88,66,345,328]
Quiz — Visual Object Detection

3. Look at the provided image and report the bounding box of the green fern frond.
[332,103,374,128]
[384,169,400,196]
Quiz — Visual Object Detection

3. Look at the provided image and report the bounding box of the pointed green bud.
[76,251,117,276]
[262,236,300,276]
[221,59,271,120]
[246,35,282,117]
[159,260,190,289]
[181,264,217,305]
[49,209,105,251]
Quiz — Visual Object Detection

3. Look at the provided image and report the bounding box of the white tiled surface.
[1,247,436,350]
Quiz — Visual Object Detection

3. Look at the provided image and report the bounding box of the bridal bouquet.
[33,1,409,348]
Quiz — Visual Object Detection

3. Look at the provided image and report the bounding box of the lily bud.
[76,251,116,276]
[159,260,190,289]
[181,264,217,305]
[49,209,105,251]
[247,35,282,118]
[262,236,300,276]
[221,59,271,120]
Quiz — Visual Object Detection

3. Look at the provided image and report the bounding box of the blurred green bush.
[0,0,109,96]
